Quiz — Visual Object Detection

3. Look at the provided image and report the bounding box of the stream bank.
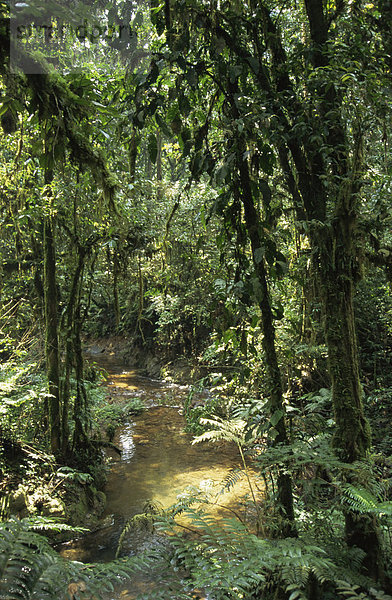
[4,339,206,535]
[84,335,208,383]
[57,351,260,598]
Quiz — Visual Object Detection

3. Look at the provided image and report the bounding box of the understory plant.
[90,387,145,442]
[0,517,153,600]
[110,397,392,599]
[114,496,392,600]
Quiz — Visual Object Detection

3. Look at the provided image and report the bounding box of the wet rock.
[90,514,114,533]
[145,356,161,378]
[86,345,103,355]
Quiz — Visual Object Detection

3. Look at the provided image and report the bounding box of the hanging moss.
[24,67,118,211]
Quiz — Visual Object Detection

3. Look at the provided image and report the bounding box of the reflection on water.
[118,423,136,460]
[59,352,259,598]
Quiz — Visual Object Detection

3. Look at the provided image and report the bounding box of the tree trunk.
[71,259,91,454]
[113,253,120,332]
[61,335,72,457]
[43,189,61,456]
[156,128,163,200]
[129,129,138,183]
[319,218,383,580]
[237,151,297,538]
[61,249,86,457]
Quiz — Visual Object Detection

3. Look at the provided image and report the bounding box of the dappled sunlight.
[59,357,260,599]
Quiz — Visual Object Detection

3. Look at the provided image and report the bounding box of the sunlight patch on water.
[63,353,258,599]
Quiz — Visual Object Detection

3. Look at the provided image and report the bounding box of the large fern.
[342,484,392,518]
[192,415,261,526]
[0,517,157,600]
[145,504,392,600]
[0,519,82,600]
[2,508,389,600]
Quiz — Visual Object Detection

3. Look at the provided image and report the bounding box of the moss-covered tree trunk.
[61,247,86,456]
[43,181,61,456]
[237,145,297,538]
[323,262,370,463]
[128,129,138,183]
[71,253,91,454]
[263,0,385,571]
[72,311,90,454]
[113,253,120,332]
[318,214,384,580]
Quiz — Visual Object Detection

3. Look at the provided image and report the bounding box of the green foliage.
[0,361,47,443]
[192,415,248,447]
[147,504,390,600]
[355,274,392,387]
[54,467,93,487]
[0,517,156,600]
[184,395,229,436]
[342,484,392,520]
[0,517,84,600]
[336,580,392,600]
[364,387,392,453]
[90,394,145,441]
[1,0,392,593]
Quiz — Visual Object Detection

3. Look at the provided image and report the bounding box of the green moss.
[64,484,106,528]
[65,494,89,526]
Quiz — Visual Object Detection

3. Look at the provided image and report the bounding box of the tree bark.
[237,148,297,538]
[71,251,91,454]
[43,179,61,456]
[317,213,384,580]
[129,129,138,183]
[156,128,163,200]
[113,253,120,332]
[61,248,86,456]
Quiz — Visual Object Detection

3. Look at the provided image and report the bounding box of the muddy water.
[60,352,259,597]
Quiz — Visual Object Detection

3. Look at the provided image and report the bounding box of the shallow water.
[59,352,259,597]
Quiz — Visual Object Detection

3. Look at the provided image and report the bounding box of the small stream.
[59,351,258,598]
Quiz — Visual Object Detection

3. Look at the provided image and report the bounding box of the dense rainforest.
[1,0,392,598]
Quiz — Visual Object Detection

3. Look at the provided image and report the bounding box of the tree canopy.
[1,0,392,597]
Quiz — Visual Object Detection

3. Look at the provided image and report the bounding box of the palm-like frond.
[0,519,80,600]
[336,580,392,600]
[342,485,392,517]
[0,518,148,600]
[192,417,247,446]
[220,467,245,494]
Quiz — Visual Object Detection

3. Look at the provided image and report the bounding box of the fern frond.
[342,485,392,518]
[336,580,374,599]
[0,519,76,600]
[285,582,308,600]
[21,516,87,535]
[0,517,185,600]
[192,417,247,446]
[368,588,392,600]
[169,488,207,517]
[342,485,379,512]
[116,500,165,558]
[220,468,245,494]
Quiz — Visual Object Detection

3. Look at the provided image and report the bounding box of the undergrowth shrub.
[90,393,145,441]
[184,395,226,435]
[0,361,48,444]
[0,517,151,600]
[116,497,392,600]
